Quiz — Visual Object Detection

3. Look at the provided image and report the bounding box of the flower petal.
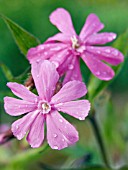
[46,33,70,43]
[57,53,73,76]
[46,110,78,150]
[86,33,117,45]
[27,113,44,148]
[49,48,69,68]
[32,60,59,101]
[55,100,90,120]
[7,82,39,103]
[86,46,124,65]
[51,80,87,104]
[82,52,115,80]
[49,8,76,36]
[63,57,82,84]
[4,97,37,116]
[27,43,67,64]
[11,110,39,140]
[80,13,104,41]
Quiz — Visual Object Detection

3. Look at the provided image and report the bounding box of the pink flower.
[27,8,124,83]
[4,60,90,150]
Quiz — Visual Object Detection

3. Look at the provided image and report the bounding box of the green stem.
[89,111,110,168]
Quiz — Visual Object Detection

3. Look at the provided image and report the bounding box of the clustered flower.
[4,8,124,150]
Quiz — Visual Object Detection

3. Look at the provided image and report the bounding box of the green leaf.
[88,30,128,101]
[0,62,14,81]
[0,14,40,56]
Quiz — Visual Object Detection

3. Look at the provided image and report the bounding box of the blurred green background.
[0,0,128,169]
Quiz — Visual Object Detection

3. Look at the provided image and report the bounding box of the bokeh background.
[0,0,128,169]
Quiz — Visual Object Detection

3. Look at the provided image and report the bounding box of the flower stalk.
[89,110,110,168]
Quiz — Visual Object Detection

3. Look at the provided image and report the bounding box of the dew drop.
[53,134,57,138]
[96,71,100,76]
[37,75,39,78]
[59,119,63,123]
[62,139,65,142]
[36,59,40,63]
[105,49,111,53]
[79,117,83,120]
[68,64,74,70]
[44,52,48,55]
[97,50,101,54]
[16,125,19,129]
[112,50,118,56]
[35,98,38,103]
[40,46,44,50]
[53,145,58,150]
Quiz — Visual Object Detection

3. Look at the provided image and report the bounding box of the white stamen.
[41,103,51,114]
[71,35,80,49]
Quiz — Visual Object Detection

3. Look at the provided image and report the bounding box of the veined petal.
[46,33,70,43]
[86,33,117,45]
[7,82,39,103]
[51,80,87,104]
[49,8,76,36]
[57,53,73,76]
[27,43,67,64]
[86,46,124,65]
[80,13,104,41]
[46,110,78,150]
[55,100,90,120]
[63,57,82,84]
[27,113,44,148]
[11,110,39,140]
[82,52,115,80]
[4,97,37,116]
[32,60,59,101]
[49,48,69,68]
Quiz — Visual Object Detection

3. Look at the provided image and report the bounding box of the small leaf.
[0,14,40,56]
[0,62,14,81]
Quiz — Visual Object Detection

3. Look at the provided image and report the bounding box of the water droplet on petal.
[53,134,57,138]
[53,145,58,150]
[97,50,101,54]
[103,72,107,75]
[62,139,65,142]
[35,98,38,103]
[59,119,63,123]
[16,125,19,129]
[44,52,48,55]
[112,50,118,56]
[96,71,100,76]
[40,46,44,50]
[37,75,39,78]
[36,59,40,63]
[79,117,83,120]
[105,49,111,53]
[68,64,74,70]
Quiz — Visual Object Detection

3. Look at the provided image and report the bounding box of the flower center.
[71,35,80,49]
[41,103,51,114]
[38,101,51,114]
